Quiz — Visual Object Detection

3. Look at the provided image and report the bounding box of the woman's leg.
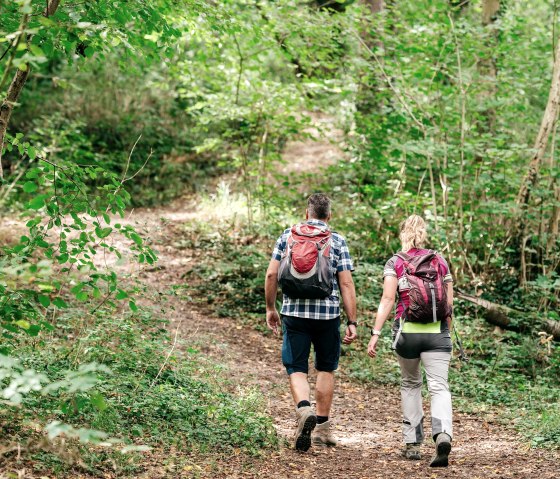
[420,351,453,439]
[397,354,424,444]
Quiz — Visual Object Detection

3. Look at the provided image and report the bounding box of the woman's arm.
[367,276,398,358]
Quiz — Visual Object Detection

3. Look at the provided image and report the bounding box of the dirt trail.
[124,114,559,478]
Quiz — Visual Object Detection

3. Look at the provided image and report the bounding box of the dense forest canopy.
[0,0,558,476]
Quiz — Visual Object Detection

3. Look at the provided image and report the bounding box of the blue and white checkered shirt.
[271,219,354,320]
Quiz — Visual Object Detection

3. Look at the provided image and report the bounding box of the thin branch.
[448,13,467,243]
[354,33,426,132]
[233,33,244,105]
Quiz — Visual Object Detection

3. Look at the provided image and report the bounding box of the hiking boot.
[294,406,317,452]
[312,420,337,447]
[403,443,422,460]
[430,433,452,467]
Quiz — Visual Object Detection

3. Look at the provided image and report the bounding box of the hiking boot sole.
[403,451,422,460]
[295,415,317,452]
[429,440,451,467]
[313,437,337,447]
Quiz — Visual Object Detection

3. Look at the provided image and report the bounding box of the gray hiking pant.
[397,351,453,444]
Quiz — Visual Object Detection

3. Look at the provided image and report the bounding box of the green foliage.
[2,300,276,475]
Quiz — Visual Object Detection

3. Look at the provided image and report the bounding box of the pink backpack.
[395,251,450,323]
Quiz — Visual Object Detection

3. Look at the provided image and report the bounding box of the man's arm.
[265,259,281,335]
[338,270,357,344]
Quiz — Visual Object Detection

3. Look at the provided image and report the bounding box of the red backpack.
[395,250,450,323]
[277,223,334,299]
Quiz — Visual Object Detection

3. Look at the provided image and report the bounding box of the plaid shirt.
[272,220,354,320]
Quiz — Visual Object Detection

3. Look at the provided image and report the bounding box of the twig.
[448,13,468,243]
[124,149,152,182]
[233,33,244,105]
[354,33,426,132]
[150,319,188,388]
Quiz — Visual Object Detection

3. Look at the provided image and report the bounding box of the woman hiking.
[367,215,454,467]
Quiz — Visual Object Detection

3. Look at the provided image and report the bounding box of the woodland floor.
[2,115,559,478]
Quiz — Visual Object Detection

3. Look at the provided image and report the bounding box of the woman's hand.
[367,335,379,358]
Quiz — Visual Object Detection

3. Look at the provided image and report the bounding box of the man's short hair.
[307,193,331,220]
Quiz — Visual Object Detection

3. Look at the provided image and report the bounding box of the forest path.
[124,115,559,478]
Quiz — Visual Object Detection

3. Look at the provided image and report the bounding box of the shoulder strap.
[395,251,411,262]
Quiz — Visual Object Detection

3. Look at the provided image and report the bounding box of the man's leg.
[282,315,316,452]
[289,372,311,405]
[315,371,334,417]
[311,317,340,446]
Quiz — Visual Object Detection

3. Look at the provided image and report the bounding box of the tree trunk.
[479,0,500,132]
[0,0,61,179]
[482,0,500,25]
[365,0,384,13]
[516,40,560,210]
[548,184,560,252]
[0,68,30,179]
[456,290,560,341]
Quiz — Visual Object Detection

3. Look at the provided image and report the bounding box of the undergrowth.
[1,294,277,477]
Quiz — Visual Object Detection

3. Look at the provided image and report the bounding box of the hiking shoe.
[312,420,337,447]
[294,406,317,452]
[403,443,422,460]
[430,433,452,467]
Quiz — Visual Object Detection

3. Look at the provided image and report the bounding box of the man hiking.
[265,193,358,452]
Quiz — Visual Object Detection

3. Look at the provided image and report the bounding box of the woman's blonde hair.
[399,215,427,252]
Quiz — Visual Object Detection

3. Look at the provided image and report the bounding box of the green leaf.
[116,290,128,300]
[95,226,112,239]
[53,297,68,309]
[90,391,108,411]
[76,292,88,301]
[15,320,30,330]
[129,233,143,246]
[38,295,51,308]
[23,181,38,193]
[129,300,138,312]
[27,146,37,160]
[28,195,47,210]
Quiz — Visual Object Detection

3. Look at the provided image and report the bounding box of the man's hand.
[342,324,357,344]
[266,309,281,335]
[367,335,379,358]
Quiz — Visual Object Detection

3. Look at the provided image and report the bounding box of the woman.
[367,215,454,467]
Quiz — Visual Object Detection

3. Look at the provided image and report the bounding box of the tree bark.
[456,290,560,341]
[0,68,30,179]
[482,0,500,25]
[365,0,384,13]
[0,0,61,179]
[479,0,500,132]
[516,40,560,210]
[548,184,560,252]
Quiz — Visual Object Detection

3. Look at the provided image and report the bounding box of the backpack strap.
[395,251,411,262]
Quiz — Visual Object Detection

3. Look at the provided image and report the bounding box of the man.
[265,193,358,452]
